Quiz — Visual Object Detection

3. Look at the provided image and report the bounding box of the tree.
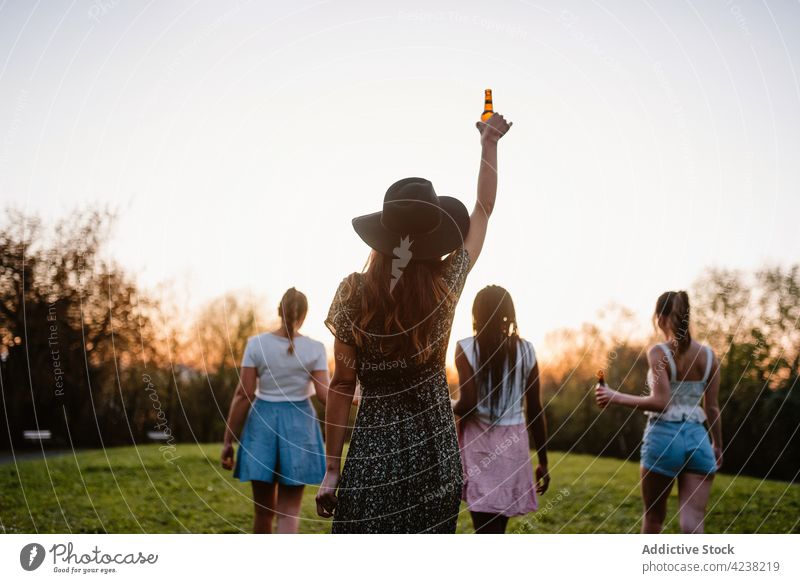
[0,209,161,448]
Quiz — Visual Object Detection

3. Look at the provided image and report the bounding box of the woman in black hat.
[315,112,512,533]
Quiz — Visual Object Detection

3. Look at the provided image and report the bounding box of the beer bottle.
[481,88,494,122]
[596,369,607,408]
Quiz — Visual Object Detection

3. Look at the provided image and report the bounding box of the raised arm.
[595,346,670,412]
[316,338,358,518]
[220,366,257,470]
[703,352,723,469]
[463,113,513,266]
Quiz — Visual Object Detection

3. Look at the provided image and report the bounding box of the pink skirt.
[458,418,538,517]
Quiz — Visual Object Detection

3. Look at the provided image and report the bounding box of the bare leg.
[275,484,305,534]
[251,481,277,534]
[471,511,509,534]
[640,468,674,534]
[677,472,714,533]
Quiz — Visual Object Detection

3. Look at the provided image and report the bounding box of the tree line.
[1,209,797,481]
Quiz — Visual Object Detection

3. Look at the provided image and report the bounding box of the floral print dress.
[324,248,470,533]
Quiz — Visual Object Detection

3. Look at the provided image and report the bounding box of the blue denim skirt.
[641,418,716,478]
[234,398,325,485]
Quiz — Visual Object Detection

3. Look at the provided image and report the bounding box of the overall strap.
[660,343,677,381]
[702,345,714,384]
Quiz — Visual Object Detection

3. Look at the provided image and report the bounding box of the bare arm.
[596,346,670,412]
[310,369,329,405]
[463,113,512,266]
[452,343,478,417]
[323,340,357,472]
[316,339,357,517]
[220,366,257,469]
[526,361,551,494]
[224,367,257,442]
[525,362,548,467]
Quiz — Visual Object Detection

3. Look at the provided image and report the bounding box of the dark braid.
[472,285,521,423]
[655,290,692,356]
[279,287,308,354]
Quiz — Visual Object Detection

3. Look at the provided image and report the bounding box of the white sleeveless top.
[646,342,713,423]
[457,336,536,426]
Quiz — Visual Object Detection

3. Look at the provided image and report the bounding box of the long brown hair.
[279,287,308,354]
[347,250,453,362]
[654,290,692,355]
[472,285,522,423]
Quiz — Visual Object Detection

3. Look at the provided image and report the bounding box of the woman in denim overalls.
[596,291,723,533]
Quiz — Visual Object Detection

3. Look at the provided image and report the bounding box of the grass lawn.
[1,444,797,534]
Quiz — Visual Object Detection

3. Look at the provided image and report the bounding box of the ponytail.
[279,287,308,354]
[655,290,692,355]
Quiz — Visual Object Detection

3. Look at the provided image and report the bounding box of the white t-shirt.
[457,336,536,426]
[241,333,328,402]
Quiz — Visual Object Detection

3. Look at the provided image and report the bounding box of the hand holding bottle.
[595,369,613,408]
[476,88,512,143]
[477,113,512,143]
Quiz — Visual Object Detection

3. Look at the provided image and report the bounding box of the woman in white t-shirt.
[221,288,329,534]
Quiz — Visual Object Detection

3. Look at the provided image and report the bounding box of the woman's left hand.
[595,383,615,408]
[220,443,235,470]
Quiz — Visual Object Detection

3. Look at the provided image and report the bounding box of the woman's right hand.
[476,112,512,143]
[220,442,235,470]
[535,464,550,494]
[316,470,340,518]
[595,383,614,408]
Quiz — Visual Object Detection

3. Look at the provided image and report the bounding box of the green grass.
[1,444,797,533]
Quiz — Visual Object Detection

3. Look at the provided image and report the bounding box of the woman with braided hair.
[595,291,723,533]
[452,285,549,534]
[221,288,329,533]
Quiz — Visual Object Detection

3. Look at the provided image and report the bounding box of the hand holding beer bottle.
[595,369,613,408]
[476,88,512,143]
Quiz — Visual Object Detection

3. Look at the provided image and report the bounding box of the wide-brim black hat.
[352,177,470,260]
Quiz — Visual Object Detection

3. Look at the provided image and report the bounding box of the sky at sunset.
[2,0,799,362]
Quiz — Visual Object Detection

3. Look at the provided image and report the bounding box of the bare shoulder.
[647,344,668,365]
